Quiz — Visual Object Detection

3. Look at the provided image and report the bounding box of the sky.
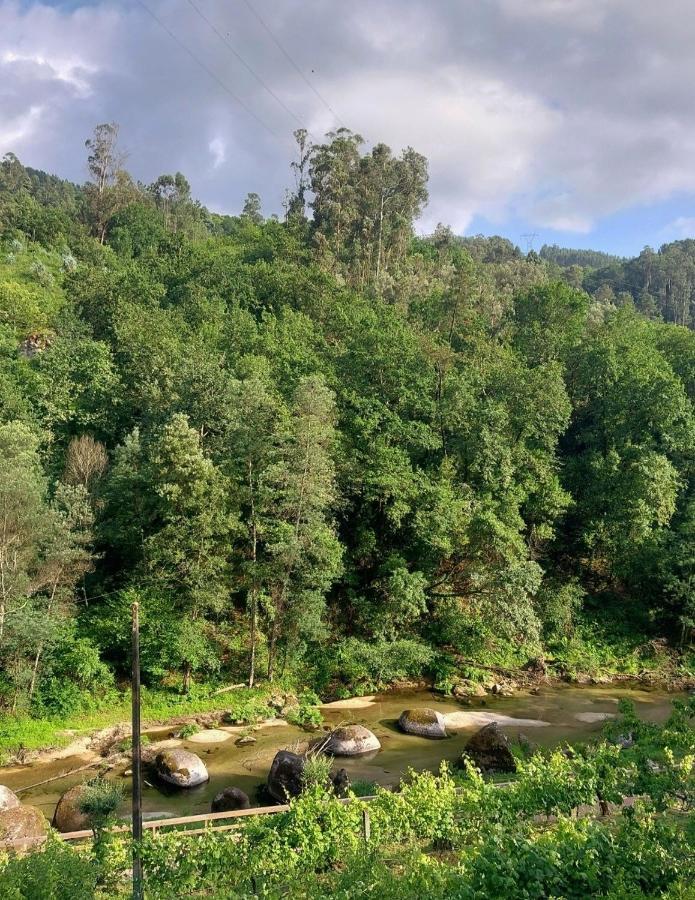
[2,0,695,257]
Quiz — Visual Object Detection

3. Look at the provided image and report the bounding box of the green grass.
[0,684,278,762]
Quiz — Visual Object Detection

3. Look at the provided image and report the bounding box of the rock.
[398,708,447,739]
[155,750,209,788]
[646,759,662,774]
[491,683,504,695]
[52,784,90,833]
[211,787,251,813]
[331,767,350,797]
[267,750,306,802]
[319,725,381,756]
[615,732,634,750]
[0,786,20,812]
[529,687,541,695]
[186,728,230,744]
[0,805,48,847]
[461,723,516,774]
[523,656,547,677]
[235,735,257,746]
[453,681,487,699]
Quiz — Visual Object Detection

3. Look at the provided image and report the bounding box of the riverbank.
[1,645,693,766]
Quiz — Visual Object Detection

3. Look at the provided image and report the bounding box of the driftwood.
[14,759,105,794]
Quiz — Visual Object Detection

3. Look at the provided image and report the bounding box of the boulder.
[398,708,447,739]
[52,784,90,833]
[524,656,547,677]
[461,722,516,774]
[0,786,20,812]
[453,681,487,699]
[331,767,350,797]
[235,735,257,747]
[155,749,209,788]
[0,805,48,847]
[267,750,306,802]
[211,787,251,813]
[320,725,380,757]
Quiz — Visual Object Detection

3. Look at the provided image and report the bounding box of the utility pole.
[522,232,539,254]
[131,602,144,900]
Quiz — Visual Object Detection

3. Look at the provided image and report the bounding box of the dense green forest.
[0,124,693,724]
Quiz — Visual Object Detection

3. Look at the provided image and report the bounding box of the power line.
[240,0,346,130]
[185,0,310,133]
[135,0,285,144]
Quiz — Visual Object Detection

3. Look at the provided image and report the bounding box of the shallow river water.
[0,684,686,822]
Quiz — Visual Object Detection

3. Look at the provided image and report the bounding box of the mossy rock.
[319,725,381,757]
[155,749,208,788]
[398,708,447,739]
[52,784,90,833]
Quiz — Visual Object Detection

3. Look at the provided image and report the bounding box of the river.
[0,683,686,823]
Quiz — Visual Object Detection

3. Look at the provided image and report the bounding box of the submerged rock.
[0,786,20,812]
[398,708,447,739]
[155,749,209,788]
[267,750,306,802]
[319,725,380,757]
[52,784,90,833]
[0,805,47,847]
[460,722,516,774]
[211,787,251,813]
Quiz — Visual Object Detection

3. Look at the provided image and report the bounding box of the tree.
[0,423,92,710]
[241,192,263,225]
[264,375,342,679]
[83,123,137,243]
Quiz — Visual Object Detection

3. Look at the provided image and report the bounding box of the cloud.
[1,0,694,233]
[208,136,226,170]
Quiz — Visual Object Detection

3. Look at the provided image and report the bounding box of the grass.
[0,684,278,763]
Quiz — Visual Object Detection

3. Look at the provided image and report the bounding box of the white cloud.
[208,136,226,169]
[1,0,695,233]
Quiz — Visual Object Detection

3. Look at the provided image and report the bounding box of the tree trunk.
[183,662,192,694]
[248,588,258,688]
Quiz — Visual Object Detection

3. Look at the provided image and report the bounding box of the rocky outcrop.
[155,749,209,788]
[460,722,516,773]
[0,786,20,812]
[267,750,306,802]
[319,725,380,756]
[211,787,251,813]
[52,784,90,833]
[0,805,48,847]
[398,708,447,739]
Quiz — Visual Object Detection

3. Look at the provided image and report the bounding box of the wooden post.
[361,807,371,843]
[131,602,144,900]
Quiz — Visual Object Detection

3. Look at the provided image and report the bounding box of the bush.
[0,835,99,899]
[327,638,434,692]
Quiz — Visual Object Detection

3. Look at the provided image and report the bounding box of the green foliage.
[1,128,694,739]
[177,723,200,739]
[77,776,123,836]
[0,834,98,900]
[300,752,333,790]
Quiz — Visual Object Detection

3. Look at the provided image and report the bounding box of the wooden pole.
[131,602,144,900]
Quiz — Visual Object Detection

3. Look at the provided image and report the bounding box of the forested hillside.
[0,125,693,723]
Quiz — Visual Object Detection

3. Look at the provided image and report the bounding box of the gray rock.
[320,725,381,757]
[461,722,516,774]
[0,786,20,812]
[155,749,209,788]
[211,787,251,813]
[398,708,447,739]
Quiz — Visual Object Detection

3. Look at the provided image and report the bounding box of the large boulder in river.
[320,725,380,757]
[155,749,209,788]
[52,784,90,833]
[211,787,251,813]
[0,805,48,848]
[461,722,516,774]
[0,786,20,812]
[398,708,447,739]
[267,750,306,802]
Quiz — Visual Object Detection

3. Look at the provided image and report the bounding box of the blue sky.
[2,0,695,258]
